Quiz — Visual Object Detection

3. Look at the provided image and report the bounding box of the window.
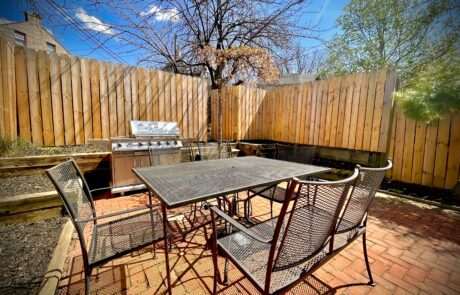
[46,42,56,53]
[14,31,26,46]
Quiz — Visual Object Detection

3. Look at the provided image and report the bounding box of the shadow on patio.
[57,192,460,295]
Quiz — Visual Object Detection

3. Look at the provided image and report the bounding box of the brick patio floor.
[58,191,460,295]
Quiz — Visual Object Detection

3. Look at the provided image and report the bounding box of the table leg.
[161,203,172,295]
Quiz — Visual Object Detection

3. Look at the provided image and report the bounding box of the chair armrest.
[76,205,158,223]
[209,205,272,244]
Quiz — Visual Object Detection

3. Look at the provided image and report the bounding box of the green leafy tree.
[323,0,459,120]
[395,54,460,122]
[323,0,458,79]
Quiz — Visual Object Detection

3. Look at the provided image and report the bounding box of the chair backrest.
[46,159,97,255]
[336,158,393,234]
[268,169,359,274]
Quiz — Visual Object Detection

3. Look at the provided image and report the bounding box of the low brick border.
[37,219,74,295]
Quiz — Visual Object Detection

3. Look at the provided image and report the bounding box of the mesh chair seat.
[218,205,333,293]
[89,210,164,264]
[333,226,366,251]
[250,186,288,203]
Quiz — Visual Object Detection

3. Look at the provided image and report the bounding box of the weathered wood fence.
[0,38,208,145]
[211,69,395,153]
[387,104,460,190]
[211,69,460,190]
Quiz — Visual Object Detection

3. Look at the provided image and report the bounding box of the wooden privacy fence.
[0,38,208,145]
[387,103,460,190]
[211,69,395,153]
[211,69,460,190]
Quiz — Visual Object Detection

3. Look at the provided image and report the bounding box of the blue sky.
[0,0,348,66]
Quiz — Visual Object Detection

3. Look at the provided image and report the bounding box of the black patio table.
[132,156,329,294]
[133,156,330,208]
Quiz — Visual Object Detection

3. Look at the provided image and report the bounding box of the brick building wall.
[0,12,68,55]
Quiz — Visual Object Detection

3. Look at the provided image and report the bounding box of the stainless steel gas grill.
[111,121,183,194]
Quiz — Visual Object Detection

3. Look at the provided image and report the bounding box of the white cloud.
[75,8,115,35]
[0,17,13,25]
[140,5,179,22]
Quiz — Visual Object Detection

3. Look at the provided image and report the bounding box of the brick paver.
[58,191,460,294]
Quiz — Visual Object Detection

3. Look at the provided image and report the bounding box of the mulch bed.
[0,174,54,199]
[0,218,67,295]
[312,157,459,207]
[1,144,108,157]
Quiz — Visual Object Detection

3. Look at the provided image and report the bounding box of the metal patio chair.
[246,145,316,219]
[46,159,166,295]
[208,169,359,295]
[333,158,393,285]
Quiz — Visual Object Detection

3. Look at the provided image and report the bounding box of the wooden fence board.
[27,49,43,146]
[90,60,101,139]
[71,56,84,144]
[138,69,146,121]
[145,70,153,121]
[157,71,165,122]
[362,71,377,151]
[348,73,362,149]
[445,115,460,189]
[182,76,189,139]
[341,74,354,148]
[378,69,395,152]
[433,115,451,188]
[1,39,16,138]
[151,71,159,122]
[332,75,344,147]
[107,62,117,137]
[401,118,416,182]
[411,122,427,184]
[355,72,369,150]
[421,122,438,186]
[80,58,92,143]
[131,68,139,121]
[0,40,3,137]
[60,54,75,145]
[124,67,132,136]
[370,69,386,151]
[49,53,64,145]
[14,47,30,141]
[99,61,109,138]
[115,64,125,136]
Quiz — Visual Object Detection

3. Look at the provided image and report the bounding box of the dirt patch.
[0,217,67,295]
[0,174,54,198]
[380,178,459,206]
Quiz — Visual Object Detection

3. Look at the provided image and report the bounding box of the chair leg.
[152,243,157,259]
[362,232,376,286]
[223,258,229,285]
[84,269,91,295]
[270,199,273,219]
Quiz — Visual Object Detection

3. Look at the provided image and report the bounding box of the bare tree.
[278,45,327,75]
[70,0,317,89]
[32,0,318,152]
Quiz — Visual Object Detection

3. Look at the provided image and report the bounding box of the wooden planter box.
[0,152,111,177]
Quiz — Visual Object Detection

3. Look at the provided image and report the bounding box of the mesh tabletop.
[133,156,330,208]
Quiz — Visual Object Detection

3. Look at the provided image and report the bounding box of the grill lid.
[130,121,180,137]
